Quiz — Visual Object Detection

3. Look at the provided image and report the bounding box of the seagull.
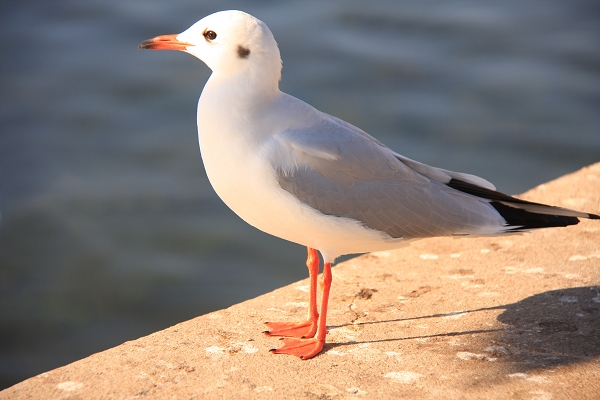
[139,10,599,359]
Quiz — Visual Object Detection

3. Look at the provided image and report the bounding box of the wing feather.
[271,118,505,239]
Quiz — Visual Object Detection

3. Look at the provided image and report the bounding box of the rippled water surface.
[1,0,599,388]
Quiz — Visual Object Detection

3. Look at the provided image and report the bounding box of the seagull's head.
[139,10,282,80]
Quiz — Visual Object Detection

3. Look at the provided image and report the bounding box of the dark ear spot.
[237,45,250,59]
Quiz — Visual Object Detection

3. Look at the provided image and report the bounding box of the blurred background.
[1,0,599,389]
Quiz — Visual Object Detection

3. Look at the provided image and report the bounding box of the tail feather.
[447,178,599,231]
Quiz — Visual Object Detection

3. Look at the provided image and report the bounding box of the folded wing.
[271,116,506,239]
[269,114,598,239]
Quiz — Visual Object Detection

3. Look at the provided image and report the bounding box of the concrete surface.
[2,163,599,399]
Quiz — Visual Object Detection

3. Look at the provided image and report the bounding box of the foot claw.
[264,320,317,338]
[270,337,325,359]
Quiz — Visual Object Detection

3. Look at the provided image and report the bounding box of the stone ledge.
[2,163,600,399]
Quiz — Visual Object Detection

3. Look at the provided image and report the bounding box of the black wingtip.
[490,201,580,230]
[447,178,599,230]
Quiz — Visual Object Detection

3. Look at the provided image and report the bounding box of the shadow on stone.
[328,286,600,371]
[495,286,600,370]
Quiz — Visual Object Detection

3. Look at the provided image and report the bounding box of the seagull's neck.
[204,66,280,104]
[197,70,285,161]
[199,69,281,132]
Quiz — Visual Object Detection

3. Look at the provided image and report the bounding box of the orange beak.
[138,34,192,51]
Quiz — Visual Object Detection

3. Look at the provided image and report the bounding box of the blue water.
[1,0,599,388]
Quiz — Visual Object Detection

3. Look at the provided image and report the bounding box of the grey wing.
[273,118,506,239]
[323,112,497,190]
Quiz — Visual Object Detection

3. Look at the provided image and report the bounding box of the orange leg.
[264,248,319,338]
[269,256,332,359]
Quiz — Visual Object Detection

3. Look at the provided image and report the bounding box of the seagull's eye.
[203,30,217,41]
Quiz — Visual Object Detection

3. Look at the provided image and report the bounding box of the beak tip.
[138,39,154,50]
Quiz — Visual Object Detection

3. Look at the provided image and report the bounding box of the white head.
[140,10,282,83]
